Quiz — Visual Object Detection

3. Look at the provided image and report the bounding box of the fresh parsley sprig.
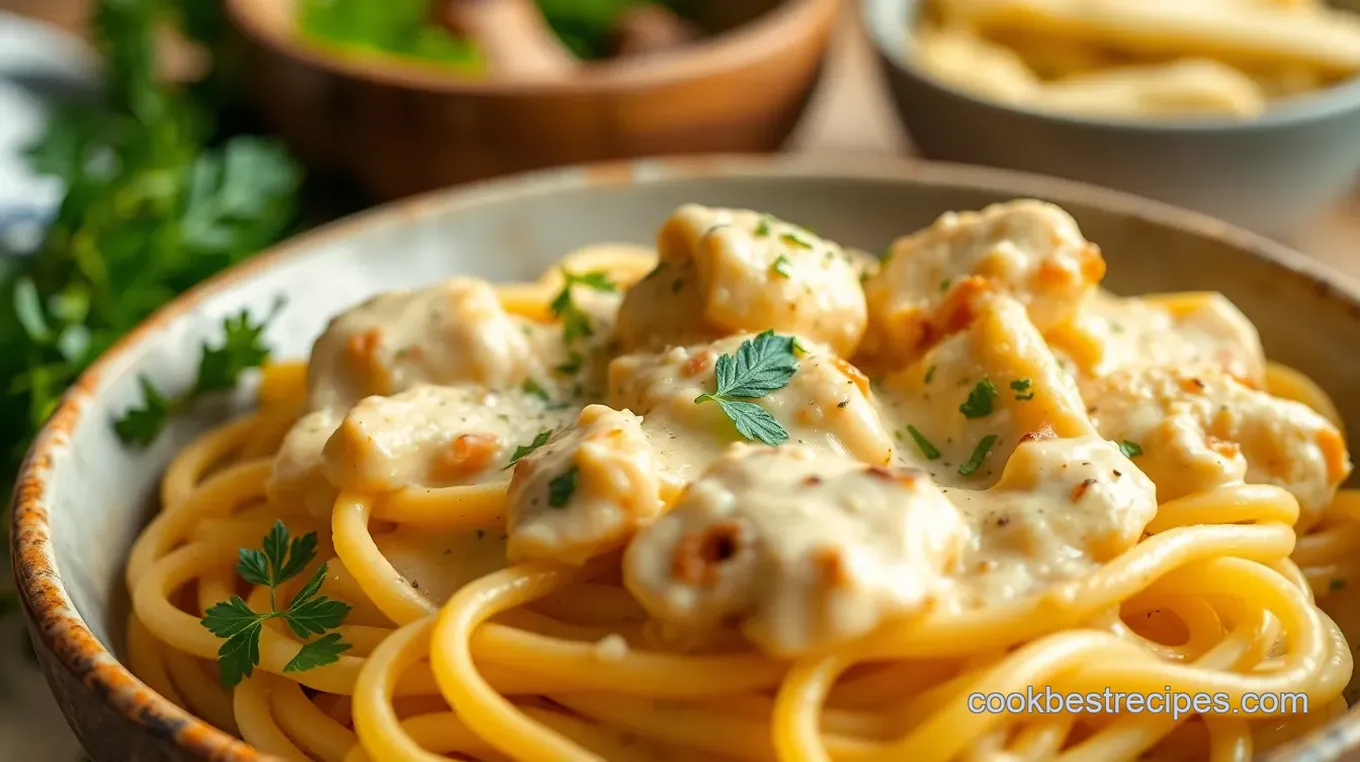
[200,521,352,688]
[694,331,798,446]
[507,429,553,469]
[0,0,302,477]
[550,269,617,343]
[113,299,285,446]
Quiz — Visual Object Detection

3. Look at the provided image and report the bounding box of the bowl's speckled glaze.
[861,0,1360,236]
[12,154,1360,761]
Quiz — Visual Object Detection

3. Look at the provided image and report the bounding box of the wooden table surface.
[4,0,1358,282]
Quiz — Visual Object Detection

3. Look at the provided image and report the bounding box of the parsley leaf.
[755,216,772,236]
[959,379,998,419]
[548,467,579,508]
[693,332,799,446]
[1119,440,1143,458]
[555,351,583,375]
[703,331,798,399]
[284,632,351,673]
[507,429,553,469]
[718,400,788,446]
[781,232,812,250]
[522,379,551,403]
[924,365,936,384]
[550,269,616,344]
[199,521,352,687]
[770,255,792,279]
[113,300,284,447]
[1011,378,1035,401]
[958,435,998,476]
[112,377,172,446]
[906,425,941,460]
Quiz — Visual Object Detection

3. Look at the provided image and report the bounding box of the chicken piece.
[861,200,1104,370]
[1085,366,1350,530]
[306,277,547,411]
[624,445,969,656]
[322,384,576,494]
[608,332,895,487]
[507,405,665,566]
[880,294,1092,485]
[617,205,868,356]
[945,432,1158,606]
[270,408,345,519]
[1045,290,1266,388]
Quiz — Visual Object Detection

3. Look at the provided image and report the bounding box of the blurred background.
[0,0,1358,757]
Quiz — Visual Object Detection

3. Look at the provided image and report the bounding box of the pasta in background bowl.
[12,154,1360,762]
[862,0,1360,235]
[910,0,1360,121]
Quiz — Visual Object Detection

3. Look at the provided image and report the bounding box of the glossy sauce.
[267,200,1350,656]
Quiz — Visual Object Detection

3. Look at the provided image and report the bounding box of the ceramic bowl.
[860,0,1360,236]
[223,0,839,201]
[12,154,1360,761]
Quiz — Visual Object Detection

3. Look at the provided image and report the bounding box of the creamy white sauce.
[878,295,1094,484]
[623,445,969,656]
[1046,289,1266,386]
[608,333,894,486]
[266,199,1347,659]
[617,205,868,356]
[861,199,1104,368]
[306,277,546,411]
[323,385,577,493]
[507,405,666,566]
[1085,366,1349,527]
[375,526,508,606]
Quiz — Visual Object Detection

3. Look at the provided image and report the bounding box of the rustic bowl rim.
[859,0,1360,132]
[224,0,840,95]
[11,152,1360,761]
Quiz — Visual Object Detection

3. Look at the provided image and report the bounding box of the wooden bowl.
[224,0,840,200]
[12,154,1360,760]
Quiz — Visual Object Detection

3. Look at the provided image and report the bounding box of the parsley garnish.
[924,365,936,384]
[507,429,553,469]
[550,269,617,343]
[781,232,812,250]
[755,216,772,236]
[694,331,798,446]
[959,379,997,419]
[1119,440,1143,458]
[200,521,352,688]
[906,425,941,460]
[522,379,551,403]
[1010,378,1035,401]
[958,435,998,476]
[940,279,951,292]
[114,300,284,446]
[555,351,583,375]
[771,255,792,279]
[548,466,579,507]
[1331,579,1347,592]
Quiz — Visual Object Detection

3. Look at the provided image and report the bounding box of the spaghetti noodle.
[125,200,1356,761]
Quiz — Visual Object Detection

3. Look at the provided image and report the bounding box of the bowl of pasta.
[862,0,1360,235]
[12,153,1360,762]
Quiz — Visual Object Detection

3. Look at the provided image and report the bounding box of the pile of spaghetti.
[124,200,1358,762]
